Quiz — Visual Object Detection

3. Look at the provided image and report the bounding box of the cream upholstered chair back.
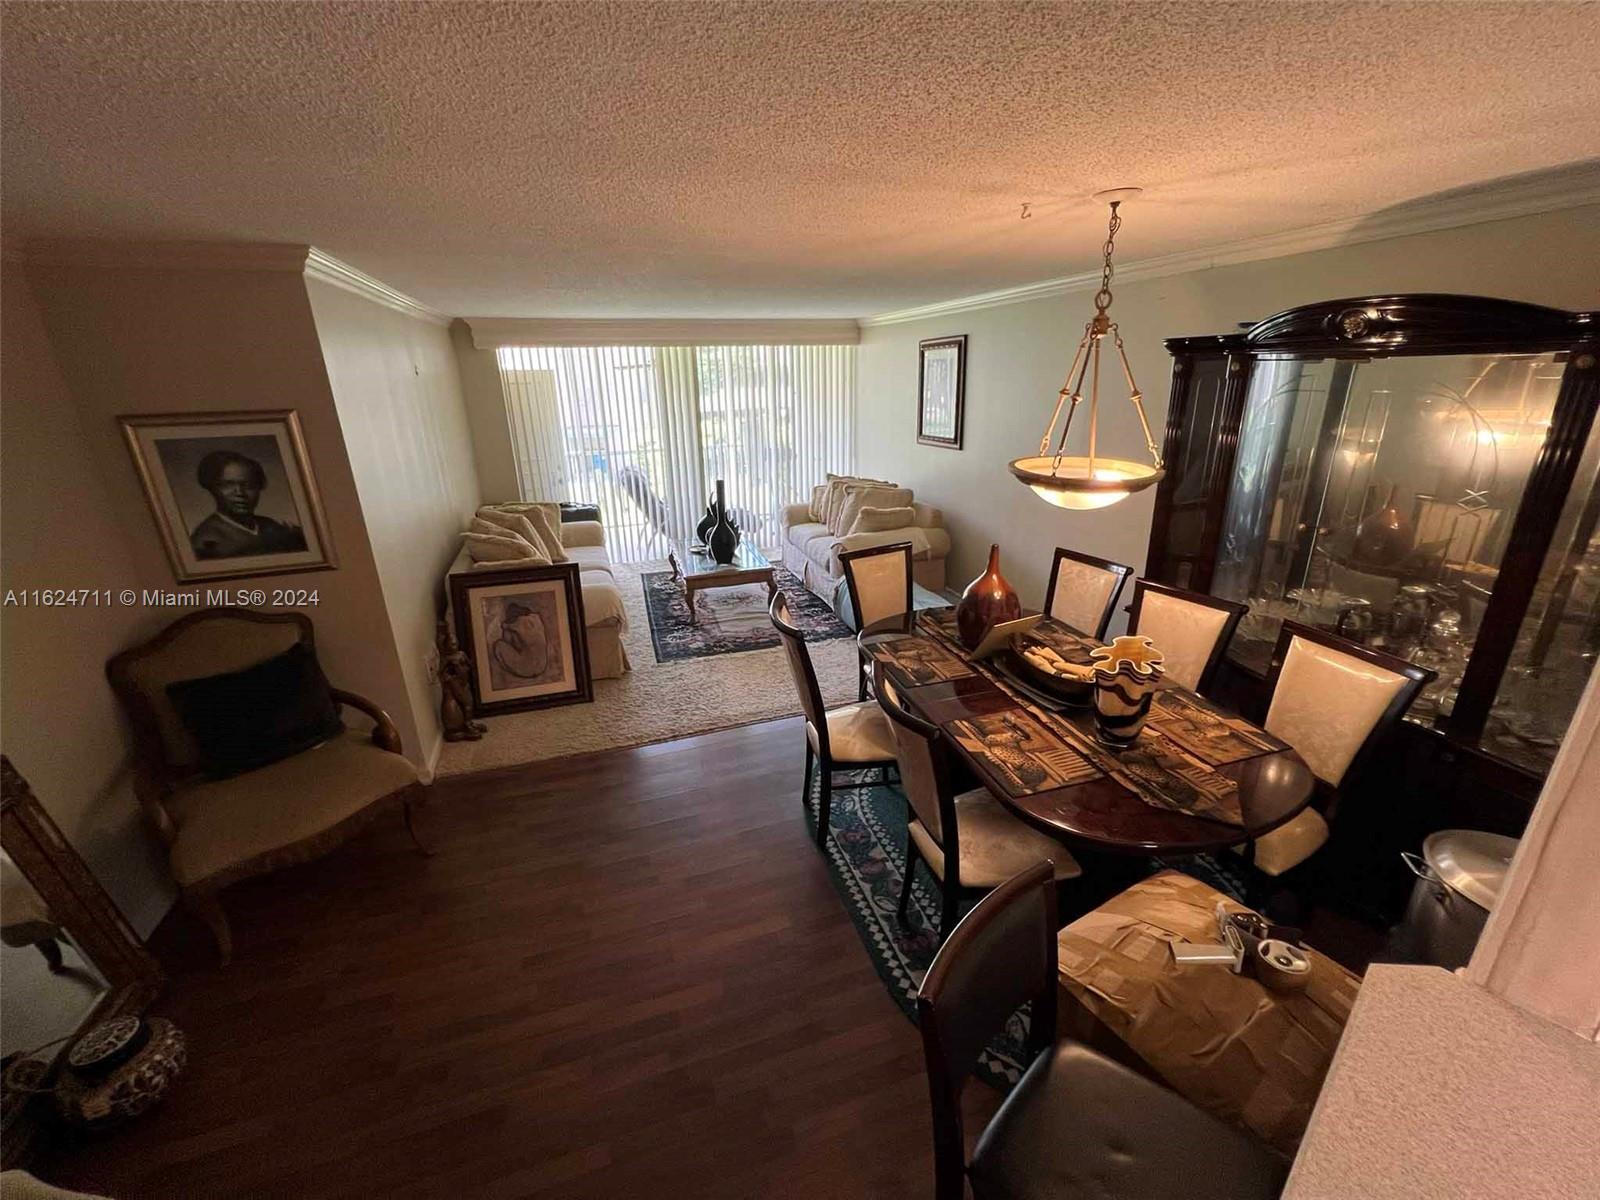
[1264,622,1428,787]
[1044,548,1133,640]
[107,610,311,776]
[873,664,951,845]
[1128,581,1247,694]
[769,591,828,754]
[841,542,913,630]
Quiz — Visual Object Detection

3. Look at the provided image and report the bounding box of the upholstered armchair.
[107,608,427,964]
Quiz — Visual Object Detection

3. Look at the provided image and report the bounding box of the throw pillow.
[824,475,900,532]
[166,642,344,779]
[481,503,568,562]
[472,510,541,547]
[836,485,913,536]
[848,505,918,535]
[809,484,828,522]
[462,532,547,564]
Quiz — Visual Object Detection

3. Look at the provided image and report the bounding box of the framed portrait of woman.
[448,561,592,715]
[119,410,335,583]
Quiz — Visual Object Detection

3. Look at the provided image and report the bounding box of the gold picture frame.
[118,410,336,583]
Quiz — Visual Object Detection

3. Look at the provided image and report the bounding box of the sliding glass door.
[498,344,855,563]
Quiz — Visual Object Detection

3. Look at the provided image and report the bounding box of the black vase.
[694,494,717,545]
[707,479,739,564]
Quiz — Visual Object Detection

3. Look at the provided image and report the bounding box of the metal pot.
[1388,829,1519,969]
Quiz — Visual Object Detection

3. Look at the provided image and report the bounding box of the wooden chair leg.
[802,743,815,813]
[897,834,919,923]
[403,797,436,856]
[185,888,233,966]
[815,768,833,849]
[939,879,960,941]
[858,664,869,702]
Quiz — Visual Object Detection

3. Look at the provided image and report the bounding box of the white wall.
[856,205,1600,612]
[307,280,482,777]
[450,320,521,504]
[0,263,174,934]
[21,257,423,765]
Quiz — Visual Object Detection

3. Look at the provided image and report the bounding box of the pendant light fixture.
[1009,189,1164,510]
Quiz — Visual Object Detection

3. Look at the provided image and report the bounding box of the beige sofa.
[780,500,950,601]
[449,518,631,679]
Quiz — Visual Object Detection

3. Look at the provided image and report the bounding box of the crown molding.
[861,170,1600,327]
[304,248,449,325]
[466,316,861,349]
[14,239,312,273]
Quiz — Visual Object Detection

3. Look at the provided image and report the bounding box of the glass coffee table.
[667,541,777,624]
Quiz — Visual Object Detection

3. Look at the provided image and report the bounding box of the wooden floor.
[45,717,996,1199]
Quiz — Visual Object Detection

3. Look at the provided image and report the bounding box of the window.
[498,344,855,563]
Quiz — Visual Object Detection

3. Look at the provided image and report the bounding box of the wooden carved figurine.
[437,621,487,741]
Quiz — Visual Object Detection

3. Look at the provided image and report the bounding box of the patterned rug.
[641,562,852,663]
[812,771,1255,1090]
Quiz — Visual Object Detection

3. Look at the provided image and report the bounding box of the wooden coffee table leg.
[685,579,699,624]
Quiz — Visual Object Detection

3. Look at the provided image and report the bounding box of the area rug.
[641,563,851,663]
[813,771,1254,1090]
[435,559,861,777]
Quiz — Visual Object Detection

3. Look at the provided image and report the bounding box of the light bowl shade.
[1008,456,1165,510]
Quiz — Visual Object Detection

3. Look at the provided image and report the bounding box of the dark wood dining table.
[857,611,1316,856]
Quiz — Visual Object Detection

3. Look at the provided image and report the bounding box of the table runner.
[913,610,1248,826]
[1147,689,1288,766]
[945,710,1102,798]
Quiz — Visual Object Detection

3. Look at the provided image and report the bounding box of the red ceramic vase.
[955,544,1022,649]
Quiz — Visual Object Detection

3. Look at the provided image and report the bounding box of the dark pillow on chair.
[166,642,344,779]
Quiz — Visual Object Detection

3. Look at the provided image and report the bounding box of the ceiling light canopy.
[1009,190,1164,510]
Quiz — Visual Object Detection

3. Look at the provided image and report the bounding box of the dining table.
[856,608,1316,857]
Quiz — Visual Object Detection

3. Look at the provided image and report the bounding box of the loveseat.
[780,475,950,603]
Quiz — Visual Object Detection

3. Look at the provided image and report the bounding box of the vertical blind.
[497,344,856,563]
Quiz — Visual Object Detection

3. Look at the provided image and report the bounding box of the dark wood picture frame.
[118,409,337,584]
[918,336,967,449]
[449,561,592,716]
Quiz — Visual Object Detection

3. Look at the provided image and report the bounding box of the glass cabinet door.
[1213,351,1570,727]
[1483,407,1600,772]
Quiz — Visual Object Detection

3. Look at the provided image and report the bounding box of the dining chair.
[874,662,1080,939]
[769,591,899,848]
[840,541,914,698]
[1238,620,1435,878]
[1126,579,1248,695]
[1044,548,1134,640]
[918,862,1288,1200]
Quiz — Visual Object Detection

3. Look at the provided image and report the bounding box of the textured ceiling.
[3,1,1599,317]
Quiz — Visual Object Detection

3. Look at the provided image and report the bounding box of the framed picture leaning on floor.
[449,561,592,715]
[119,410,336,582]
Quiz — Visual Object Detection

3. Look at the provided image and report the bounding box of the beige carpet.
[436,559,861,776]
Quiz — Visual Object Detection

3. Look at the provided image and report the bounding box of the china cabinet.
[1146,295,1598,876]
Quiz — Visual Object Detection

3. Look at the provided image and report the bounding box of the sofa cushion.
[847,505,918,535]
[820,475,896,532]
[786,520,829,553]
[564,545,613,575]
[559,519,606,550]
[472,509,545,551]
[801,531,838,572]
[480,502,568,562]
[165,731,419,887]
[462,531,546,564]
[809,484,828,522]
[835,485,913,536]
[578,570,627,630]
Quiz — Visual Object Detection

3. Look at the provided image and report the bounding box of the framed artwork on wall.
[917,335,966,449]
[118,410,336,583]
[449,561,593,715]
